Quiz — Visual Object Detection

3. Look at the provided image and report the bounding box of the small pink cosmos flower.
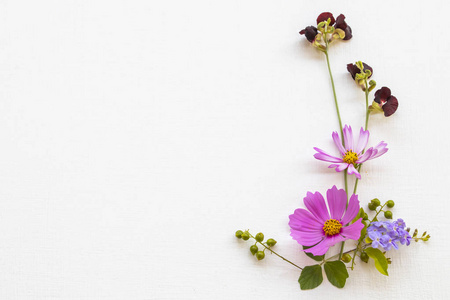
[313,125,388,179]
[289,186,364,256]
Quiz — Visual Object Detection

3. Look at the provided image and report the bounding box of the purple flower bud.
[299,26,318,43]
[374,87,399,117]
[335,14,352,40]
[316,12,335,25]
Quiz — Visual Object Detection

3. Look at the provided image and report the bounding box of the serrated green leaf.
[303,246,324,262]
[324,261,349,288]
[365,247,389,276]
[298,265,323,290]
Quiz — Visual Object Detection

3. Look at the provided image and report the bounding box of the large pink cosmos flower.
[313,125,388,179]
[289,186,364,256]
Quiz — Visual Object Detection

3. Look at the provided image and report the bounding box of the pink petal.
[372,147,388,159]
[371,141,388,159]
[303,192,330,223]
[324,234,347,248]
[328,163,349,172]
[332,131,346,155]
[290,229,325,246]
[355,148,373,163]
[313,147,343,163]
[306,235,347,256]
[341,194,361,225]
[347,163,361,179]
[326,185,347,220]
[355,127,370,154]
[340,218,364,240]
[289,208,323,231]
[302,238,330,256]
[343,125,353,151]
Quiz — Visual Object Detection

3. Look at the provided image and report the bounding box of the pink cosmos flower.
[289,186,364,256]
[313,125,388,179]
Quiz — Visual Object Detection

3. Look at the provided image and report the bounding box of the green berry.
[235,230,243,238]
[360,252,369,263]
[242,232,250,240]
[250,245,258,255]
[363,213,369,220]
[256,251,265,260]
[371,198,380,207]
[341,253,352,263]
[386,200,395,208]
[368,203,377,211]
[266,239,277,247]
[255,232,264,242]
[384,210,393,219]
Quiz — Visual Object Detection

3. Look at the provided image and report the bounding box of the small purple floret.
[367,219,412,251]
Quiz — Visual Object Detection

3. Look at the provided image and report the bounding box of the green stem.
[324,243,369,266]
[324,48,344,141]
[249,233,303,270]
[324,40,348,261]
[352,79,371,195]
[364,79,370,131]
[350,203,386,270]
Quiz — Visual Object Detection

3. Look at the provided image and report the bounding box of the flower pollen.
[323,219,342,236]
[343,150,358,164]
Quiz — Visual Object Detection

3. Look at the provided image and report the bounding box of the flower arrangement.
[235,12,430,290]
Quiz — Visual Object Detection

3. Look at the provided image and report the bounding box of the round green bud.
[250,245,258,255]
[241,232,250,240]
[256,251,265,260]
[255,232,264,242]
[386,200,395,208]
[384,210,393,219]
[368,203,377,211]
[371,198,380,207]
[363,213,369,220]
[235,230,244,238]
[266,239,277,247]
[360,252,369,263]
[341,253,352,263]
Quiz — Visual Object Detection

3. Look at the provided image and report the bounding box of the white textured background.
[0,0,448,299]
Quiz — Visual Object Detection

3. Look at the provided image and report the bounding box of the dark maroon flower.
[335,14,352,40]
[299,26,318,43]
[316,12,335,25]
[347,63,373,80]
[374,87,398,117]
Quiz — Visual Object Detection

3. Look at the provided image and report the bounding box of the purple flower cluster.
[367,219,412,251]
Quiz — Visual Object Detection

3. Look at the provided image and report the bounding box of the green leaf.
[365,247,389,276]
[360,220,367,239]
[351,208,364,223]
[303,246,324,262]
[323,261,349,288]
[298,265,323,290]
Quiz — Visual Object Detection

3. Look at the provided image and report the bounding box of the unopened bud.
[341,253,352,263]
[266,239,277,247]
[250,245,258,255]
[371,198,380,207]
[368,203,377,211]
[360,252,369,263]
[384,211,393,219]
[256,251,265,260]
[235,230,244,238]
[255,233,264,242]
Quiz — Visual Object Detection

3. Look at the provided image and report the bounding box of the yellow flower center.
[343,150,358,164]
[323,219,342,236]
